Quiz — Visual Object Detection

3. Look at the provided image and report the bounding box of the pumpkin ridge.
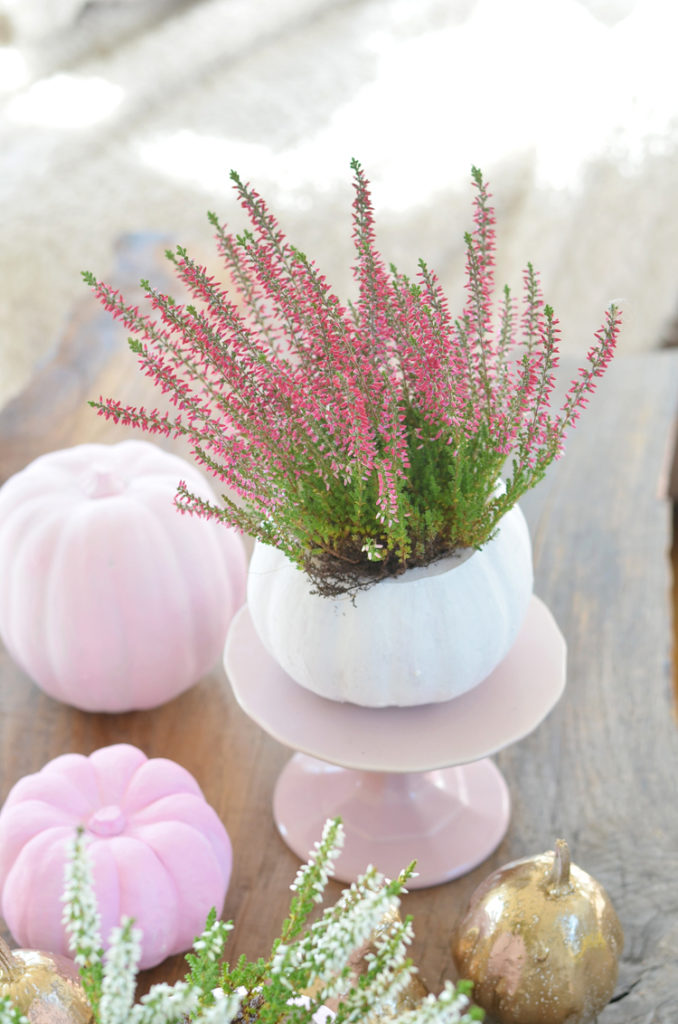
[0,804,76,889]
[3,766,96,817]
[120,759,203,815]
[135,498,201,679]
[111,499,200,707]
[128,798,232,884]
[106,834,181,968]
[1,507,69,682]
[90,745,149,807]
[43,505,130,705]
[150,481,246,676]
[2,828,74,951]
[87,834,122,951]
[129,791,217,820]
[133,821,230,932]
[42,753,101,810]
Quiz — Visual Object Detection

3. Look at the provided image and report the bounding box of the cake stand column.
[273,755,511,888]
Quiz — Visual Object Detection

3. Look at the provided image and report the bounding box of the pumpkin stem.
[545,838,573,896]
[0,935,19,979]
[84,466,124,498]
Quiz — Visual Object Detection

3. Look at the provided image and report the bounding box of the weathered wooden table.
[1,237,677,1021]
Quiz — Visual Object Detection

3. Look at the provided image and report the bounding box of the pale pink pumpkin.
[0,744,233,970]
[0,440,247,712]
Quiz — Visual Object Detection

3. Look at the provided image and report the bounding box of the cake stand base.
[274,753,511,888]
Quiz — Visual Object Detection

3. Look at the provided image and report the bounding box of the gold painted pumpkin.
[451,839,623,1024]
[0,935,92,1024]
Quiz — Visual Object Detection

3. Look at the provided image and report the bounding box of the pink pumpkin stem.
[83,465,125,498]
[87,805,127,837]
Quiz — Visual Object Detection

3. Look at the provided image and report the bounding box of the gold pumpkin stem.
[0,935,19,979]
[546,839,572,896]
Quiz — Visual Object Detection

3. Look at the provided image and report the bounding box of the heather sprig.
[85,161,621,595]
[61,826,104,1015]
[59,823,481,1024]
[282,817,346,940]
[0,1000,27,1024]
[98,919,142,1024]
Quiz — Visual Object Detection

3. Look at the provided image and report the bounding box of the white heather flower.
[343,915,416,1021]
[129,982,201,1024]
[200,990,243,1024]
[0,998,29,1024]
[99,919,142,1024]
[301,871,401,990]
[290,818,345,899]
[193,919,234,961]
[58,819,480,1024]
[270,939,305,986]
[396,981,475,1024]
[61,830,103,967]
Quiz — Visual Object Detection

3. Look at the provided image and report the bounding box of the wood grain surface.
[1,236,677,1021]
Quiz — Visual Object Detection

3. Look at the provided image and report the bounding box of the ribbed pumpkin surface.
[247,502,533,707]
[0,744,232,969]
[0,440,246,711]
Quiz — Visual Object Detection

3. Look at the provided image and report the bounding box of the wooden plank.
[513,354,678,1020]
[1,237,677,1020]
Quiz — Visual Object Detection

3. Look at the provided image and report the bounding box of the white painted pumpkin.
[247,503,533,707]
[0,440,246,712]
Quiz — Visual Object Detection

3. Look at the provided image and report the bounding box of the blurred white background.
[1,0,677,405]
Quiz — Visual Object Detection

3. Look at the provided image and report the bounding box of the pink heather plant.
[85,161,621,596]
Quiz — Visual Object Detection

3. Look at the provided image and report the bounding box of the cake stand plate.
[225,596,566,886]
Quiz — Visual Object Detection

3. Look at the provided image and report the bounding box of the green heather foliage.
[86,163,620,595]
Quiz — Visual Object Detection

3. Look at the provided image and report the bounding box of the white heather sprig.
[338,915,416,1024]
[273,865,409,1009]
[276,817,346,957]
[192,917,234,962]
[57,820,482,1024]
[289,817,345,900]
[304,869,399,985]
[62,829,103,964]
[198,991,243,1024]
[0,998,28,1024]
[129,982,201,1024]
[61,828,104,1012]
[99,919,142,1024]
[396,981,484,1024]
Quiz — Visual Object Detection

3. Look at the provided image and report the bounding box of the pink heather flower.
[84,163,621,591]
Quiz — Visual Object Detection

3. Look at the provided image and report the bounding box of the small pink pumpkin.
[0,744,233,970]
[0,440,246,711]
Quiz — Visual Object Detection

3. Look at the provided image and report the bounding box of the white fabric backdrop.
[1,0,677,406]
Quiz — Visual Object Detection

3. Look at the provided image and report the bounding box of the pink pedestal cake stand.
[224,596,566,889]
